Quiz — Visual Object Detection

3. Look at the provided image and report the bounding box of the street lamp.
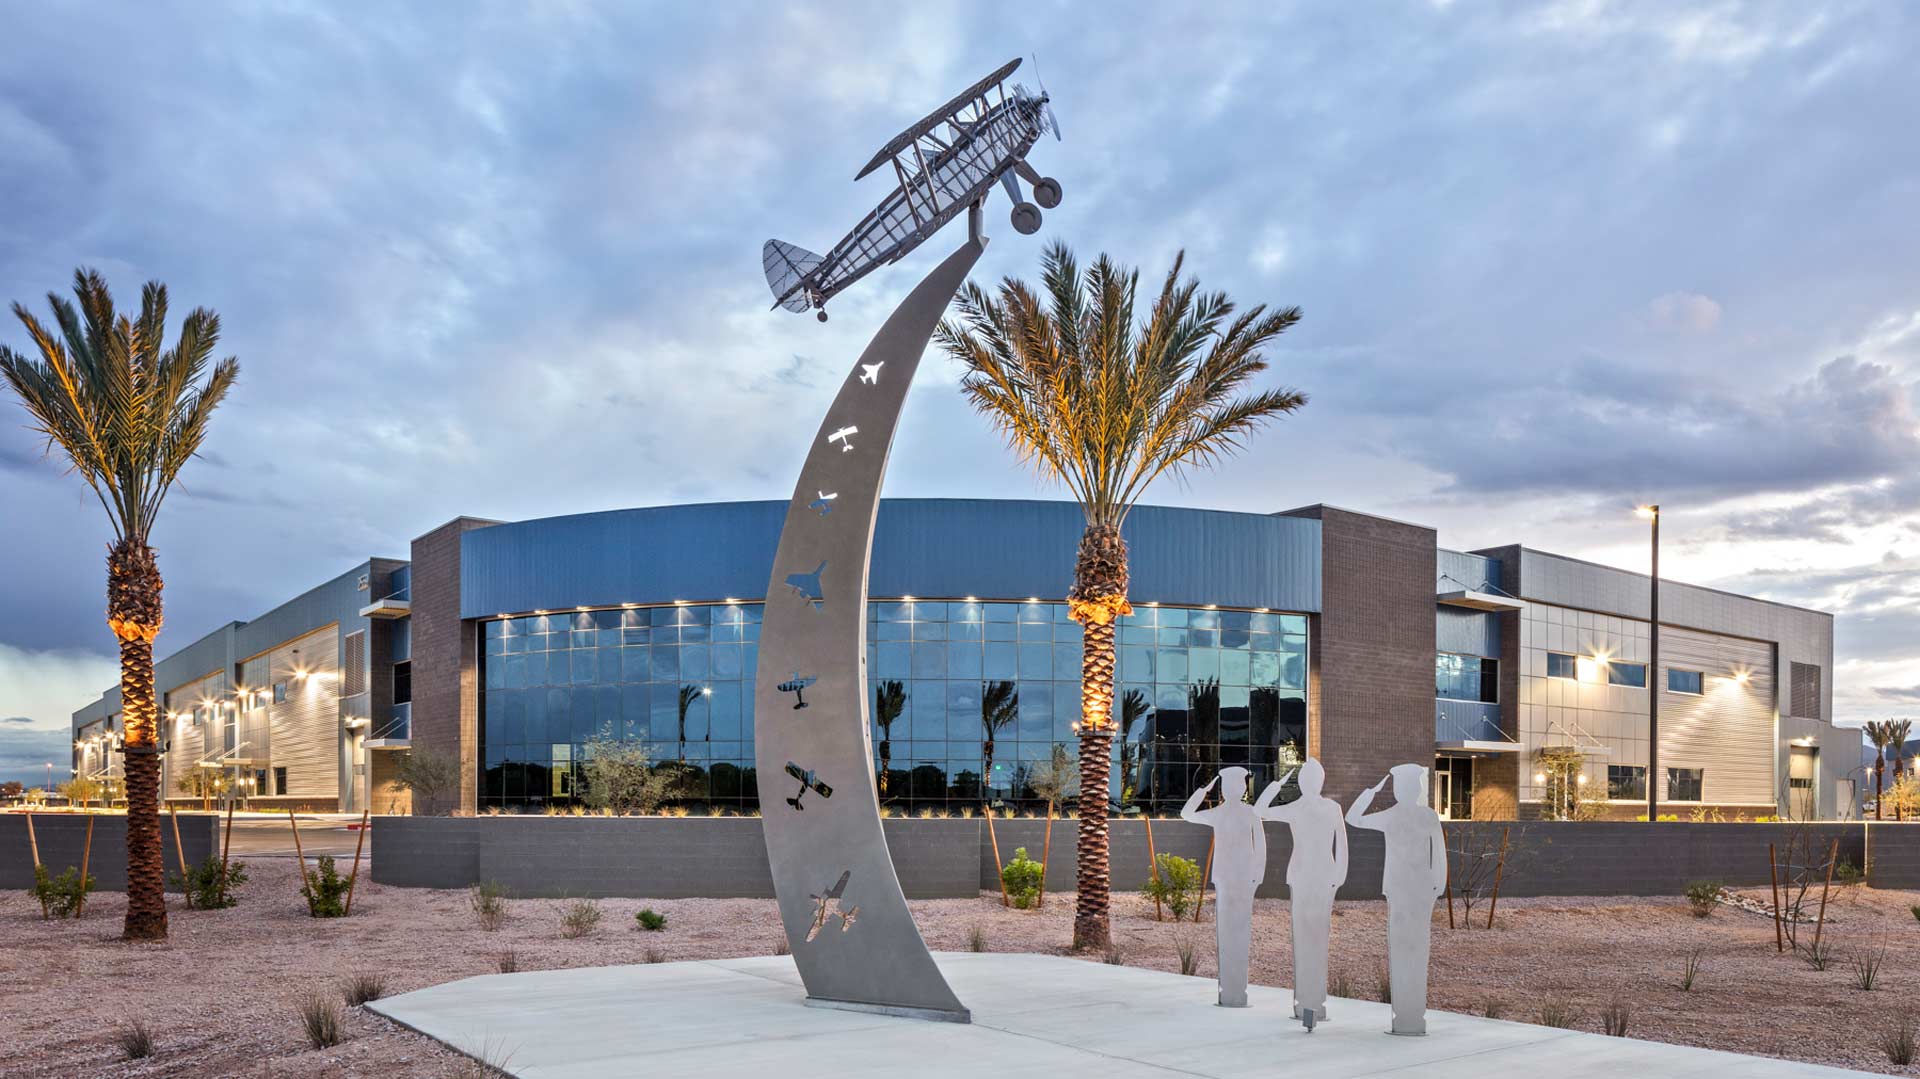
[1637,504,1660,822]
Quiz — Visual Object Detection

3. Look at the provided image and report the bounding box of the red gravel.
[3,860,1915,1076]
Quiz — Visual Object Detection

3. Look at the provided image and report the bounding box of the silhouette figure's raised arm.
[1253,771,1296,819]
[1179,775,1218,825]
[1346,776,1390,831]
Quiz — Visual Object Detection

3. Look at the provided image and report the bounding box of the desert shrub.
[1482,997,1505,1019]
[1910,904,1920,924]
[1600,1000,1630,1037]
[298,994,344,1049]
[342,972,387,1006]
[1834,857,1863,889]
[171,856,247,909]
[774,937,790,957]
[635,908,667,932]
[1176,936,1198,976]
[1538,997,1579,1028]
[1142,853,1202,921]
[1001,847,1045,909]
[302,856,350,918]
[470,881,508,931]
[1882,1013,1918,1066]
[1679,947,1705,991]
[31,865,94,919]
[1851,939,1887,991]
[1103,945,1124,965]
[558,897,602,939]
[115,1020,155,1059]
[495,949,519,974]
[1683,880,1720,917]
[1330,970,1354,999]
[1804,940,1834,971]
[1375,964,1391,1003]
[581,740,689,816]
[967,925,988,953]
[643,947,668,964]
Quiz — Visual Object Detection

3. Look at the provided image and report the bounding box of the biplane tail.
[762,239,823,312]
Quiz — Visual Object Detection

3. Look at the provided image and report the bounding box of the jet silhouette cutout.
[784,761,834,810]
[859,362,884,385]
[807,870,859,941]
[784,560,827,609]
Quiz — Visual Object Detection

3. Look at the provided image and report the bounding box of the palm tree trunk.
[1068,523,1131,951]
[1875,759,1885,821]
[108,540,168,941]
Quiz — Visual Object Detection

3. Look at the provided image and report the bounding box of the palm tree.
[1887,719,1913,821]
[1,269,239,941]
[936,242,1304,950]
[1865,720,1900,821]
[675,684,703,763]
[874,679,905,798]
[1117,688,1151,809]
[980,679,1020,797]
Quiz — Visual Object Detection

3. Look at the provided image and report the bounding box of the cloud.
[2,715,32,724]
[1872,686,1920,703]
[0,727,73,788]
[1645,291,1722,333]
[0,644,118,732]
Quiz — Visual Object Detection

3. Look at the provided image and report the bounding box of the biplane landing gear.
[817,310,829,323]
[1010,201,1042,235]
[1032,177,1062,209]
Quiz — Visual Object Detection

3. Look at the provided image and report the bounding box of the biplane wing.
[854,58,1022,180]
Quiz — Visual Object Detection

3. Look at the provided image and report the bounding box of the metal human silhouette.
[1254,758,1348,1023]
[1179,766,1266,1007]
[1346,763,1447,1035]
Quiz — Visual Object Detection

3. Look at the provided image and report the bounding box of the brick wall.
[409,517,497,815]
[1284,507,1438,805]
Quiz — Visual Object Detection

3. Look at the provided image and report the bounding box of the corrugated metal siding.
[164,669,225,794]
[1436,606,1500,657]
[270,626,340,799]
[459,498,1322,619]
[1661,627,1775,805]
[1436,699,1504,742]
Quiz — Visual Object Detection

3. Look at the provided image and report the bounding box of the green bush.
[302,856,351,918]
[1683,880,1721,917]
[636,908,667,932]
[1142,853,1202,921]
[31,864,94,919]
[1001,847,1045,909]
[171,856,247,910]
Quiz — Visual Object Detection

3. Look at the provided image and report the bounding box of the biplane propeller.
[762,57,1062,322]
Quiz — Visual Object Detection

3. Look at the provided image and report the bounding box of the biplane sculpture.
[762,58,1061,321]
[754,56,1062,1023]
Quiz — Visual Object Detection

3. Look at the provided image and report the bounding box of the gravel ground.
[4,861,1917,1076]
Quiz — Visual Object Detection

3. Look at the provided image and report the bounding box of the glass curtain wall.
[480,600,1307,812]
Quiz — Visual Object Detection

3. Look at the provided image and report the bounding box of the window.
[1607,765,1647,800]
[393,660,412,705]
[1435,653,1498,703]
[1667,669,1703,695]
[273,767,288,796]
[1546,652,1577,679]
[1667,767,1703,802]
[1606,661,1647,688]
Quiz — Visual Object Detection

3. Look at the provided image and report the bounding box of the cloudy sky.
[3,2,1917,785]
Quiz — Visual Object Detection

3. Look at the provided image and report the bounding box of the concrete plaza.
[369,952,1878,1078]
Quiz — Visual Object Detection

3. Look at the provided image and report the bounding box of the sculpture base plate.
[370,952,1874,1078]
[804,995,971,1024]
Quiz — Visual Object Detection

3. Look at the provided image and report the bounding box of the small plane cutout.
[808,490,838,516]
[806,870,859,941]
[858,362,884,385]
[827,426,858,452]
[784,560,827,609]
[776,671,816,709]
[784,761,833,810]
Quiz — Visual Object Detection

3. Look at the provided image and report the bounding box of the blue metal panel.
[1436,606,1500,658]
[1435,700,1506,742]
[460,498,1321,620]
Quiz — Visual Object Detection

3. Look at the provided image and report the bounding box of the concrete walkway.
[371,952,1877,1078]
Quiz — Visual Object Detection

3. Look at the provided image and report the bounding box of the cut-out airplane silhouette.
[827,426,857,452]
[806,870,859,941]
[784,761,833,810]
[785,560,827,608]
[809,490,837,516]
[859,362,884,385]
[777,672,816,709]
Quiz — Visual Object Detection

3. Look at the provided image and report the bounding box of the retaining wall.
[371,816,1918,900]
[0,812,222,891]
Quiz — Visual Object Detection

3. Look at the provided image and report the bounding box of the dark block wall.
[1,813,221,891]
[1284,506,1438,805]
[410,517,496,815]
[372,817,1878,901]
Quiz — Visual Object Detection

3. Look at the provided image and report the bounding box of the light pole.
[45,762,53,799]
[1637,505,1660,822]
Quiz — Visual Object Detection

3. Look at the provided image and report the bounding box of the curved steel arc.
[753,237,987,1022]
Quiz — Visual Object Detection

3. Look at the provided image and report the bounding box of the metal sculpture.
[1255,758,1348,1024]
[761,58,1059,322]
[1346,764,1448,1035]
[1178,767,1267,1008]
[753,58,1062,1022]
